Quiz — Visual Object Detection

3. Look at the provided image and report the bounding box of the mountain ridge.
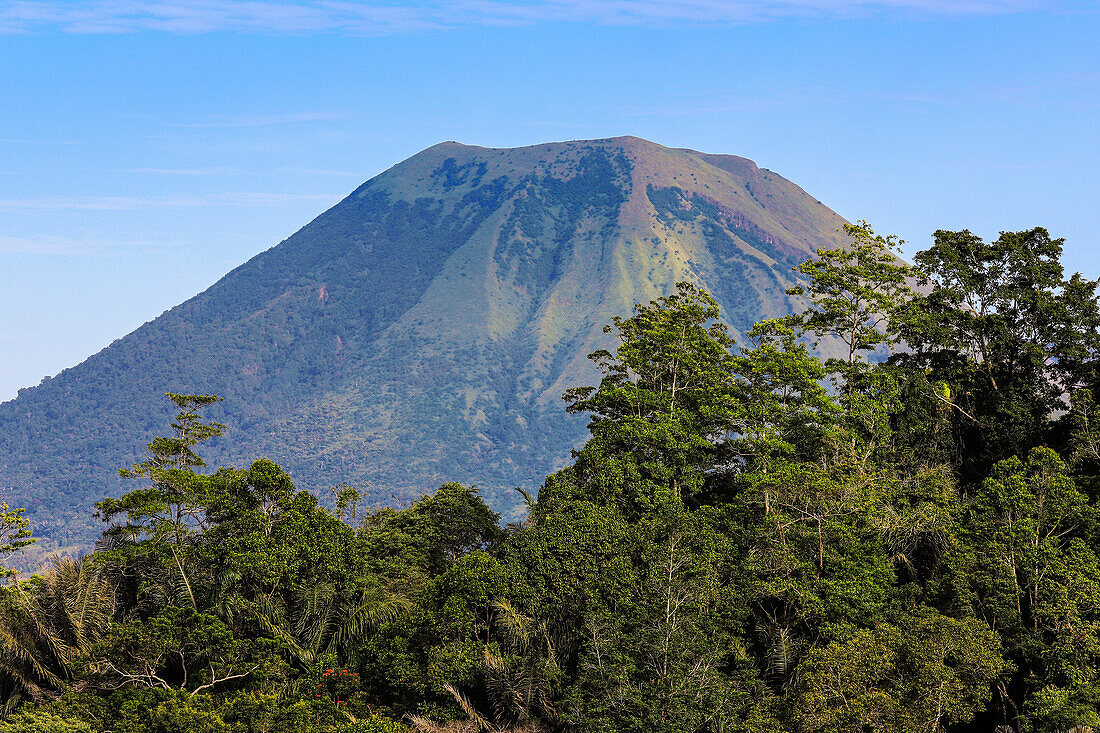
[0,136,851,549]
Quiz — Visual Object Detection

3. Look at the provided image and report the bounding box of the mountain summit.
[1,136,851,546]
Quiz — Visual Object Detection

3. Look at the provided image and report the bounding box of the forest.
[3,222,1100,733]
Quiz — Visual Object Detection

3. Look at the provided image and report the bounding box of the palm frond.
[323,585,411,659]
[444,683,494,732]
[292,583,335,654]
[0,623,63,690]
[251,594,315,667]
[491,600,532,649]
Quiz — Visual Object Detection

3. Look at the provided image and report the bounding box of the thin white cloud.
[0,233,175,256]
[0,0,1067,35]
[127,166,249,175]
[0,191,341,212]
[281,167,363,177]
[175,111,352,128]
[0,137,84,145]
[621,88,845,116]
[125,165,362,176]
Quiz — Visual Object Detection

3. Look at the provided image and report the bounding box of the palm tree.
[0,556,115,708]
[253,581,410,669]
[481,600,564,728]
[406,682,548,733]
[408,600,567,733]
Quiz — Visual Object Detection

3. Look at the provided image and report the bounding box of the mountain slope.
[0,136,851,547]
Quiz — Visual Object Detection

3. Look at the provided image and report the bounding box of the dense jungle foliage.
[4,223,1100,732]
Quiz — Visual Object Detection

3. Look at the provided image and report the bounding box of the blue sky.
[1,0,1097,401]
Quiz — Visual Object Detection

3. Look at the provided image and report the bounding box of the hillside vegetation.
[0,137,850,550]
[4,223,1100,732]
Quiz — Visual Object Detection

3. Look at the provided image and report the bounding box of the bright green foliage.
[5,230,1100,733]
[146,696,231,733]
[0,709,92,732]
[394,483,503,574]
[0,503,34,581]
[500,497,745,731]
[781,222,917,473]
[787,221,916,371]
[93,394,227,612]
[591,515,741,730]
[560,282,739,512]
[794,610,1003,732]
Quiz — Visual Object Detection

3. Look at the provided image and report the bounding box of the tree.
[360,483,503,578]
[783,223,916,471]
[0,504,34,582]
[558,282,740,512]
[480,599,564,728]
[96,393,225,548]
[793,609,1003,732]
[786,221,915,380]
[951,447,1100,730]
[95,394,225,611]
[729,319,840,472]
[15,259,1100,731]
[82,605,266,696]
[907,228,1066,395]
[737,463,894,690]
[899,227,1100,476]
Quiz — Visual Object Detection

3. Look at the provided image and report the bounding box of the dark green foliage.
[895,227,1100,481]
[5,222,1100,733]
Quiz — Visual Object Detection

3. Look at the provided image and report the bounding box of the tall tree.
[786,221,915,381]
[899,228,1100,476]
[784,223,916,473]
[558,282,740,512]
[950,447,1100,730]
[94,394,224,610]
[0,504,34,582]
[729,318,840,473]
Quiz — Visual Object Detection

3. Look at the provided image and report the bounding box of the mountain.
[0,136,851,550]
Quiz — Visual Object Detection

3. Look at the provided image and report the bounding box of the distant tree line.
[3,223,1100,732]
